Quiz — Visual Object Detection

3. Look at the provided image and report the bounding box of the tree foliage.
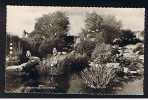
[81,12,121,44]
[38,37,66,58]
[28,12,70,57]
[29,11,69,41]
[119,29,142,46]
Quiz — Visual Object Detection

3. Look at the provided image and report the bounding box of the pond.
[67,76,143,95]
[5,70,143,95]
[115,78,143,95]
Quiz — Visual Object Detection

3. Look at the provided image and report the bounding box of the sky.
[7,6,145,37]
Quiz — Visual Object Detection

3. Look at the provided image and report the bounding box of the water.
[116,78,143,95]
[67,76,143,95]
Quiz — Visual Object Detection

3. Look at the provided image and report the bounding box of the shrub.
[125,56,143,71]
[80,63,117,89]
[40,51,89,77]
[75,40,96,57]
[39,52,89,92]
[79,43,121,89]
[91,43,113,63]
[118,30,142,46]
[57,52,89,74]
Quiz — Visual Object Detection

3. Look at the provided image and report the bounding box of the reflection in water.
[67,76,143,95]
[116,78,143,95]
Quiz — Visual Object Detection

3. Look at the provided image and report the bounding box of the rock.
[6,62,27,71]
[139,55,144,61]
[29,56,40,62]
[129,71,137,74]
[123,76,129,79]
[123,67,128,73]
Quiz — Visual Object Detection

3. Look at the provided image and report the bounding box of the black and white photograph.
[5,6,144,95]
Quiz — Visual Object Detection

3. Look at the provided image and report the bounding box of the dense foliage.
[80,12,121,44]
[28,12,70,58]
[75,40,96,57]
[6,11,144,93]
[118,30,142,46]
[80,43,119,89]
[81,64,117,89]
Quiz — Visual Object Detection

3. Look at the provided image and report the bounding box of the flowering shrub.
[80,63,117,89]
[91,43,113,63]
[80,43,120,89]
